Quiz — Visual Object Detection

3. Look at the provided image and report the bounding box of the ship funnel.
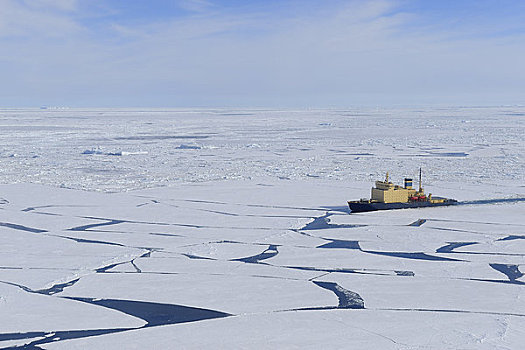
[404,178,413,189]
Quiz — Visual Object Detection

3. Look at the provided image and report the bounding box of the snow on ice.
[0,107,524,349]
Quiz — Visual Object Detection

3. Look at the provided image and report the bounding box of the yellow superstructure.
[369,169,447,204]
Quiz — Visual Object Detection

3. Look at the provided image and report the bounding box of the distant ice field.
[0,107,523,192]
[0,107,524,349]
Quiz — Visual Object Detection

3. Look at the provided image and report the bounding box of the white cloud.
[23,0,78,12]
[177,0,215,13]
[1,0,524,106]
[0,0,81,38]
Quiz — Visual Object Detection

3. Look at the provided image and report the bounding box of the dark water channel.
[1,298,232,349]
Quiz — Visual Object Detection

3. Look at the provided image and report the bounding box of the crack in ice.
[232,245,279,264]
[312,281,365,309]
[0,222,47,233]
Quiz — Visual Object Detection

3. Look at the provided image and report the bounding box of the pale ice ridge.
[0,107,524,192]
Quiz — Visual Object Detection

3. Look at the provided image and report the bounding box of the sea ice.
[0,107,524,349]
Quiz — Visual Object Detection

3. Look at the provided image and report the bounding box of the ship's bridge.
[371,174,419,203]
[375,180,394,190]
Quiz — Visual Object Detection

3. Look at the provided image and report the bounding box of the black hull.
[348,199,458,213]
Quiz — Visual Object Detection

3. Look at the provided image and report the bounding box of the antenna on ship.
[418,167,423,192]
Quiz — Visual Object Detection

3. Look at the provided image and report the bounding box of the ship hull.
[348,199,458,213]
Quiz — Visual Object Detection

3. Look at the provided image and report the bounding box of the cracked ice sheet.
[44,310,525,350]
[59,226,314,254]
[0,284,144,335]
[0,206,92,233]
[0,230,139,290]
[53,206,310,237]
[266,245,518,282]
[311,226,487,251]
[421,203,525,227]
[448,239,525,256]
[123,254,321,281]
[0,107,524,348]
[57,273,334,314]
[355,231,496,255]
[54,229,202,250]
[106,256,326,288]
[132,193,324,219]
[331,201,525,233]
[132,179,350,211]
[325,273,525,314]
[177,242,275,260]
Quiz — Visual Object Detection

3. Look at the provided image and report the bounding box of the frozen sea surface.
[0,107,523,192]
[0,107,524,349]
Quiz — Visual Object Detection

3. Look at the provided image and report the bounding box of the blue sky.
[1,0,524,107]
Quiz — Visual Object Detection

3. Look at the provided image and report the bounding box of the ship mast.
[418,167,423,192]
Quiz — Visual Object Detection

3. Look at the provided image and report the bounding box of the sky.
[1,0,524,107]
